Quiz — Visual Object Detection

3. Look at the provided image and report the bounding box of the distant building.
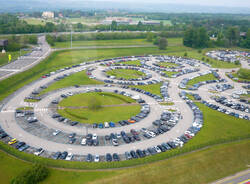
[141,21,161,25]
[102,17,132,25]
[42,11,54,19]
[58,13,63,18]
[0,39,8,47]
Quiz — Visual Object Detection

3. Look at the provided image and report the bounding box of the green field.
[57,92,141,123]
[236,68,250,80]
[53,39,153,48]
[118,60,142,66]
[106,69,145,79]
[52,37,183,48]
[186,73,217,87]
[158,62,179,68]
[23,18,46,25]
[0,51,29,66]
[130,82,162,96]
[163,71,179,77]
[39,70,103,96]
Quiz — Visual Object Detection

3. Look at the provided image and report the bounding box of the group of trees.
[183,27,209,48]
[183,26,250,49]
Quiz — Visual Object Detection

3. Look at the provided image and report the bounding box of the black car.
[69,133,76,138]
[69,137,76,144]
[86,154,93,162]
[112,153,120,161]
[60,151,68,159]
[0,133,8,138]
[52,152,61,160]
[70,121,78,126]
[16,142,25,149]
[130,150,138,158]
[106,153,112,162]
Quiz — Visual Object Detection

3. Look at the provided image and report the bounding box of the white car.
[94,155,100,162]
[154,146,161,153]
[53,130,61,136]
[67,92,73,96]
[34,148,44,156]
[81,138,87,145]
[104,122,109,128]
[65,153,73,161]
[92,133,98,140]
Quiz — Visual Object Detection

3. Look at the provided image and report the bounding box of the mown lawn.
[187,73,217,87]
[57,92,141,123]
[53,39,153,48]
[163,71,179,77]
[118,60,142,66]
[39,70,103,96]
[158,62,179,68]
[130,82,162,97]
[106,69,145,79]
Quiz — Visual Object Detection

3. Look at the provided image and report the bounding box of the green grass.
[186,73,217,87]
[236,68,250,80]
[53,39,153,48]
[39,70,103,96]
[130,83,162,97]
[106,69,145,79]
[118,60,142,66]
[163,71,179,77]
[160,102,174,105]
[158,62,178,68]
[23,18,46,25]
[57,92,141,123]
[0,51,29,66]
[24,99,40,102]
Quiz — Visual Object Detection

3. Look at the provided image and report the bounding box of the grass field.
[57,92,141,123]
[53,39,153,48]
[0,51,29,66]
[163,71,179,77]
[22,18,46,25]
[186,73,217,87]
[39,70,103,96]
[236,68,250,80]
[130,82,162,97]
[158,62,179,68]
[106,69,145,79]
[118,60,142,66]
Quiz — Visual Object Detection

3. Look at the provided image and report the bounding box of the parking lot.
[0,52,249,162]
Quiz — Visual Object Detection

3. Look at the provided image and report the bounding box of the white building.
[42,11,54,19]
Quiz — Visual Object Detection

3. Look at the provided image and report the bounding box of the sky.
[92,0,250,8]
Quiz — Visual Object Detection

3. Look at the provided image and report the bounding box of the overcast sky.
[92,0,250,8]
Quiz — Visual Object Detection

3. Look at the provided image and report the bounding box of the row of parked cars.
[212,96,250,114]
[210,83,234,92]
[206,50,250,63]
[227,73,250,84]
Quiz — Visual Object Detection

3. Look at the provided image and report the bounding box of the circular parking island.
[57,92,141,124]
[157,62,179,68]
[106,68,146,80]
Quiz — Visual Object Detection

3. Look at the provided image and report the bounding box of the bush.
[235,60,240,65]
[158,37,168,50]
[198,49,202,53]
[88,97,102,111]
[184,52,188,57]
[11,164,49,184]
[206,58,210,62]
[201,57,205,61]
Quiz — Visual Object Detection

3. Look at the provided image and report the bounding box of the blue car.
[98,123,104,129]
[109,122,115,127]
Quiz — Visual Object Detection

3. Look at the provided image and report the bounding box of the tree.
[111,21,117,31]
[158,37,168,50]
[146,32,154,42]
[226,27,239,47]
[76,23,83,29]
[242,29,250,49]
